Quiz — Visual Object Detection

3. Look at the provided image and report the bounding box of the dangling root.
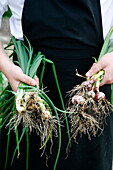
[70,112,101,141]
[7,91,58,150]
[67,82,112,142]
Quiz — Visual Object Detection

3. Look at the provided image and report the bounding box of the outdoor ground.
[0,18,11,44]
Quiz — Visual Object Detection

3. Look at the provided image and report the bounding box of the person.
[0,0,113,170]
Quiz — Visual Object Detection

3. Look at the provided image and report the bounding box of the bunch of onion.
[0,36,68,170]
[67,27,113,142]
[8,84,58,145]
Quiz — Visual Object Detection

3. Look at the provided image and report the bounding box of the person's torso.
[22,0,103,53]
[2,0,113,40]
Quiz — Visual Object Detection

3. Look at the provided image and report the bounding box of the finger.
[34,75,39,86]
[86,62,104,77]
[100,68,113,86]
[92,62,97,66]
[10,80,20,92]
[20,74,37,86]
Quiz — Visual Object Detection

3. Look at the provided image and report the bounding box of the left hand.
[85,51,113,86]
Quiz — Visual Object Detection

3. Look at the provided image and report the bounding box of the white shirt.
[0,0,113,39]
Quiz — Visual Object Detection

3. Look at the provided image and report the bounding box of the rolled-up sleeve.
[0,0,8,29]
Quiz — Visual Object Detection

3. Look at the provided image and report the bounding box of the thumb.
[86,62,103,77]
[20,74,37,86]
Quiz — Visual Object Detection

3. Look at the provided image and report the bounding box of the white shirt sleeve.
[100,0,113,39]
[0,0,8,29]
[0,0,24,39]
[8,0,25,39]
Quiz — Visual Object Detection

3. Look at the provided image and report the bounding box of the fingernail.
[34,75,38,79]
[31,80,37,85]
[86,72,90,77]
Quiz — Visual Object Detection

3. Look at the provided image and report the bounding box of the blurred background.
[0,8,11,44]
[0,8,12,92]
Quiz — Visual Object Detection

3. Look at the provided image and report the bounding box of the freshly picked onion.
[0,36,63,170]
[66,27,113,142]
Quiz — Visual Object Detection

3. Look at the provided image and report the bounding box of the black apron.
[0,1,113,170]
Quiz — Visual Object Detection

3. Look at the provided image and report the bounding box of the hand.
[4,64,39,92]
[85,52,113,86]
[0,42,39,92]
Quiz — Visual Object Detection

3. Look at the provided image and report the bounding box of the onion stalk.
[0,36,65,170]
